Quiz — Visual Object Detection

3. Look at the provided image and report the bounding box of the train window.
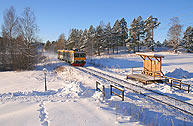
[80,53,85,57]
[74,53,79,57]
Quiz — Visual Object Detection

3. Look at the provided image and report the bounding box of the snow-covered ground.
[0,52,193,126]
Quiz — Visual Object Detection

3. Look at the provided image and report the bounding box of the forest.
[0,6,193,70]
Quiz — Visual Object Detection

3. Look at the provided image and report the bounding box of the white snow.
[0,51,193,126]
[136,52,165,58]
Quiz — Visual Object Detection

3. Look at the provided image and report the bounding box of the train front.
[72,51,86,66]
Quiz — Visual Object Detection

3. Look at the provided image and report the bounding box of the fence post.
[122,90,124,101]
[96,81,98,91]
[179,81,182,90]
[188,85,190,93]
[170,80,173,87]
[103,85,105,100]
[110,85,112,95]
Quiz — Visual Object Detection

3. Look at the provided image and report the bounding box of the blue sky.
[0,0,193,43]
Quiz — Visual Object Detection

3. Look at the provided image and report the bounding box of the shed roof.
[136,52,164,58]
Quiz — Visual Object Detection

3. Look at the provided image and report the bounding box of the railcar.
[57,49,86,66]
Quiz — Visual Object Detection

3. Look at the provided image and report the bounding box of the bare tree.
[167,17,183,52]
[1,6,19,70]
[2,6,18,39]
[16,7,38,69]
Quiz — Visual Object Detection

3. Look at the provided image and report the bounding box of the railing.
[110,85,124,101]
[163,76,191,93]
[131,67,142,74]
[96,81,105,100]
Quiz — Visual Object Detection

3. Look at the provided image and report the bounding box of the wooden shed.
[127,53,165,84]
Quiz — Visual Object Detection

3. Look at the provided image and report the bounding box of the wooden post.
[122,90,124,101]
[171,80,173,87]
[96,81,98,91]
[110,85,112,95]
[188,85,190,93]
[103,85,105,100]
[179,81,182,90]
[45,74,47,91]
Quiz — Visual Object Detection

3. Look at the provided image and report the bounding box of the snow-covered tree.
[182,26,193,52]
[128,18,137,52]
[128,16,144,52]
[55,33,66,51]
[87,25,95,56]
[167,17,183,52]
[162,39,169,47]
[104,22,112,54]
[79,29,88,50]
[119,18,128,46]
[112,20,122,53]
[144,16,160,51]
[67,29,80,49]
[95,25,104,56]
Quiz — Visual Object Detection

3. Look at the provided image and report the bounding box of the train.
[57,49,86,66]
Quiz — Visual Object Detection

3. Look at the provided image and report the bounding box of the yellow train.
[57,49,86,66]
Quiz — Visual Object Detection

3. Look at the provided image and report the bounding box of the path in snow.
[39,102,49,126]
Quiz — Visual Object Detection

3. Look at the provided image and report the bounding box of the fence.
[96,81,105,100]
[163,76,191,93]
[110,85,124,101]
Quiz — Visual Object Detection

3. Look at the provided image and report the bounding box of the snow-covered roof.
[136,52,164,58]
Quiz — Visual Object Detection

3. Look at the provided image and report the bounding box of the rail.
[74,66,193,116]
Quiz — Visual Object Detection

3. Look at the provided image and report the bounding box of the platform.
[126,74,165,84]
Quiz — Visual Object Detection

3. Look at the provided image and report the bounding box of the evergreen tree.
[182,26,193,52]
[162,39,169,47]
[112,20,121,53]
[95,25,104,56]
[119,18,128,46]
[79,29,88,50]
[128,16,144,52]
[144,16,160,51]
[55,33,66,51]
[87,25,95,56]
[67,29,80,49]
[104,22,112,54]
[44,40,51,51]
[128,18,137,52]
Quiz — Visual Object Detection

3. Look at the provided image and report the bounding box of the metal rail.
[74,66,193,117]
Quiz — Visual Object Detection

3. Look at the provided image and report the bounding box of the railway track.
[74,66,193,117]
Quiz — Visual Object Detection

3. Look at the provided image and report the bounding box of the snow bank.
[165,68,193,79]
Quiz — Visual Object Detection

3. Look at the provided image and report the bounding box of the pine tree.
[128,16,144,52]
[144,16,160,51]
[67,29,80,49]
[104,22,112,54]
[162,39,169,47]
[55,33,66,51]
[79,29,88,50]
[95,25,104,56]
[112,20,121,53]
[44,40,51,51]
[87,25,95,56]
[128,18,137,52]
[119,18,128,46]
[182,26,193,52]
